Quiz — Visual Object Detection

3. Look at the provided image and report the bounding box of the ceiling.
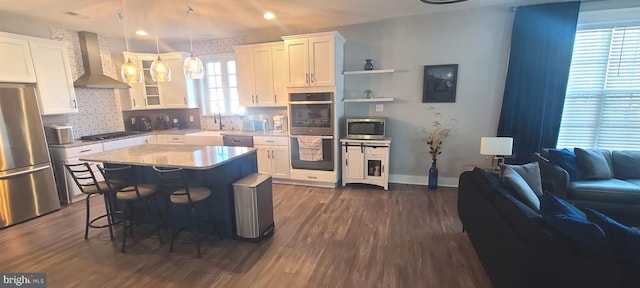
[0,0,577,42]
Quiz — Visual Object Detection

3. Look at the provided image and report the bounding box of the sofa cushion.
[540,192,607,253]
[574,148,613,180]
[568,179,640,204]
[492,188,564,250]
[548,148,583,181]
[586,208,640,263]
[504,171,541,211]
[502,162,543,197]
[611,151,640,179]
[470,167,502,200]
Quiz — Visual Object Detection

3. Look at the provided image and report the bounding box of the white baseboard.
[389,174,458,188]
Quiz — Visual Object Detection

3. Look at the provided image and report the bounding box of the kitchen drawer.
[65,143,104,158]
[364,146,388,156]
[254,136,288,146]
[157,134,186,144]
[290,169,336,182]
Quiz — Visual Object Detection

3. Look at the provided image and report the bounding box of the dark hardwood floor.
[0,183,491,288]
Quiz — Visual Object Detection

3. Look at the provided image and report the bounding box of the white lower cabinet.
[49,143,104,204]
[255,136,290,179]
[155,134,186,145]
[341,138,391,190]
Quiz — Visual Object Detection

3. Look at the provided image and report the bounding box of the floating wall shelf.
[343,69,395,75]
[343,97,394,103]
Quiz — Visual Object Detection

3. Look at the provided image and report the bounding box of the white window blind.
[557,26,640,150]
[201,55,244,115]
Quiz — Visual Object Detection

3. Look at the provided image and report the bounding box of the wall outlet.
[189,115,194,122]
[375,104,384,112]
[131,117,136,125]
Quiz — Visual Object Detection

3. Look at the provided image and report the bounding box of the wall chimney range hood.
[73,31,130,89]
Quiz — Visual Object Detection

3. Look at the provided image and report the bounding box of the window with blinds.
[557,26,640,150]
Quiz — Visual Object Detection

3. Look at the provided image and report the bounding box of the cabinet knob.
[73,99,77,108]
[274,94,277,103]
[306,73,309,84]
[256,95,259,103]
[310,73,315,83]
[133,99,136,107]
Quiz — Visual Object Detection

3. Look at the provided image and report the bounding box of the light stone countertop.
[49,129,289,149]
[79,144,256,170]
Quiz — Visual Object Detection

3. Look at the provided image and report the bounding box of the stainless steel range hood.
[73,31,130,89]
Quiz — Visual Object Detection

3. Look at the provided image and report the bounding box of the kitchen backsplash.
[122,109,201,131]
[41,28,125,138]
[200,107,287,131]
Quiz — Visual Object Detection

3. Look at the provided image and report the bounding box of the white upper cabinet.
[121,52,198,110]
[29,39,78,115]
[0,33,36,83]
[271,45,288,105]
[282,31,345,88]
[234,42,286,107]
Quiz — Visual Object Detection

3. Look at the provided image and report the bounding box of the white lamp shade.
[480,137,513,156]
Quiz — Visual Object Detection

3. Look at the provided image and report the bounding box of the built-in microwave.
[346,118,386,140]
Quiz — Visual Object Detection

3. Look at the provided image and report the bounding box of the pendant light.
[118,1,141,84]
[150,28,171,82]
[183,2,204,79]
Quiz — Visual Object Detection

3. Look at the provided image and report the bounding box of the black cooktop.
[80,131,141,141]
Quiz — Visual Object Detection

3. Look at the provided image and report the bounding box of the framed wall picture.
[423,64,458,103]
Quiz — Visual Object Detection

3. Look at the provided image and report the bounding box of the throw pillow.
[585,208,640,263]
[574,148,613,180]
[540,192,607,254]
[548,148,583,181]
[502,162,543,197]
[503,169,541,211]
[611,151,640,179]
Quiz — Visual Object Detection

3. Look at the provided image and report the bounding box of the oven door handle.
[291,135,333,139]
[289,100,333,105]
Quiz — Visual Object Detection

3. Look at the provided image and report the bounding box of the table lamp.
[480,137,513,172]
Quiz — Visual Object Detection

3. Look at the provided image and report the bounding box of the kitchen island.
[80,144,258,238]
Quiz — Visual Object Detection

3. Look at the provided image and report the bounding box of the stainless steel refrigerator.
[0,83,60,228]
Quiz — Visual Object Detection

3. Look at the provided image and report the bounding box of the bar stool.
[153,166,212,258]
[98,165,161,253]
[64,163,122,240]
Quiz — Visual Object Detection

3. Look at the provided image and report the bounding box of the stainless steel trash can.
[233,173,274,242]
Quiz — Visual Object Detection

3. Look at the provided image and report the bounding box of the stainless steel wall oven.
[289,92,334,136]
[290,136,334,171]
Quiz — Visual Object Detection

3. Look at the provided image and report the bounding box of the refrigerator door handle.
[0,165,50,180]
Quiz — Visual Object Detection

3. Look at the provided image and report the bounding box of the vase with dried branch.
[422,108,453,190]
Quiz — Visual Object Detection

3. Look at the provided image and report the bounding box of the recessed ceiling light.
[263,12,276,20]
[135,30,148,36]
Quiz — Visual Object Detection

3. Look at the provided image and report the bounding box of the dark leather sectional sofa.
[458,168,639,288]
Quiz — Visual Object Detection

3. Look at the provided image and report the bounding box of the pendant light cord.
[186,0,194,54]
[118,0,130,52]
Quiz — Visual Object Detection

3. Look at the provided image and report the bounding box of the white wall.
[336,7,514,186]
